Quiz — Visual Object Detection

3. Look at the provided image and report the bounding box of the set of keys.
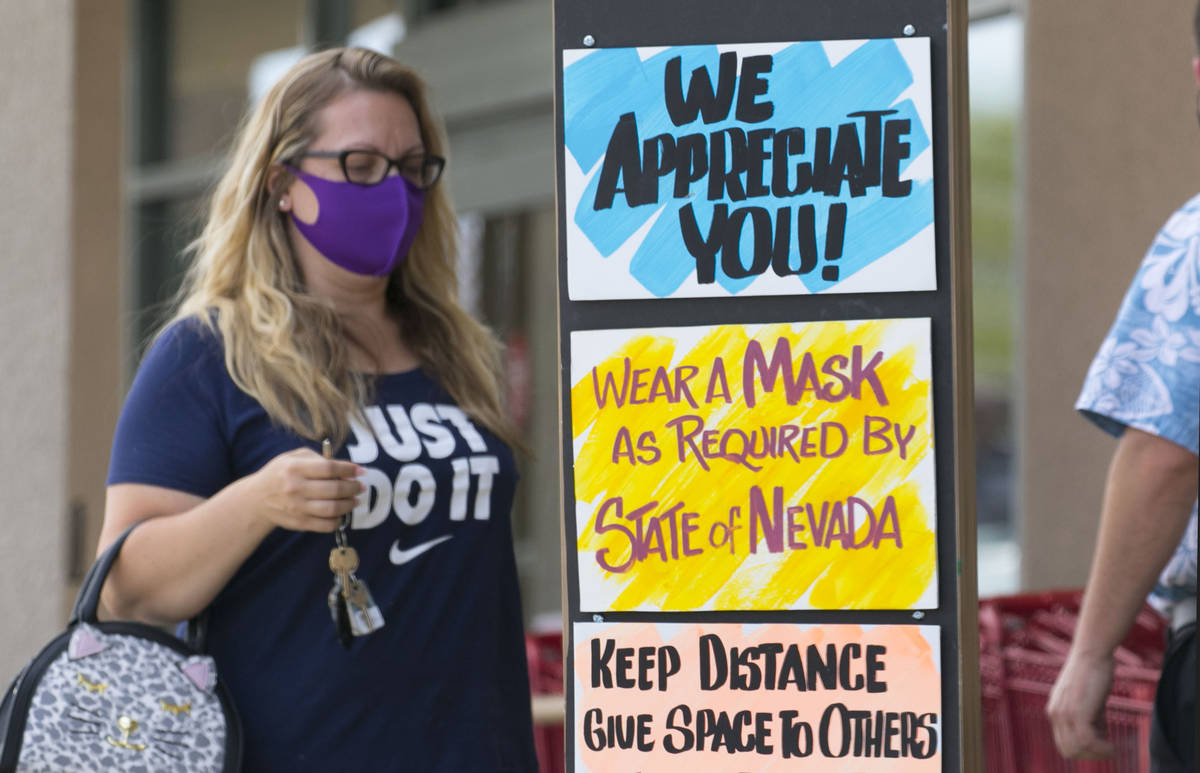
[323,439,385,649]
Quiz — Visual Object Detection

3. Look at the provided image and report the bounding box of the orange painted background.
[573,621,942,772]
[569,319,937,611]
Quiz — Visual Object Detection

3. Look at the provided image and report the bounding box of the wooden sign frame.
[553,2,977,769]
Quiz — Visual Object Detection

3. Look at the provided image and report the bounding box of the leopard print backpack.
[0,527,242,772]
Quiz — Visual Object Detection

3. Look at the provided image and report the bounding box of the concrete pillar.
[68,1,125,611]
[0,0,124,678]
[1019,2,1200,589]
[0,0,75,677]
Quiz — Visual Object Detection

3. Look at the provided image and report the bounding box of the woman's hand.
[245,447,365,532]
[100,450,362,624]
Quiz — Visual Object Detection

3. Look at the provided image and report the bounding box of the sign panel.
[569,319,937,611]
[555,3,974,770]
[563,38,935,300]
[573,621,943,772]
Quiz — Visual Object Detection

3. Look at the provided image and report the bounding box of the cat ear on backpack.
[180,655,217,694]
[67,624,110,661]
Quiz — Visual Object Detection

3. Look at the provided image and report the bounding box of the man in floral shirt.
[1046,188,1199,771]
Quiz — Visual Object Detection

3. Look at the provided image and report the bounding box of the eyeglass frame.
[294,149,446,189]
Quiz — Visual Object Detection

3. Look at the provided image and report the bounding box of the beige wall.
[1019,1,1200,589]
[522,205,563,621]
[0,1,75,676]
[0,0,123,678]
[68,1,125,610]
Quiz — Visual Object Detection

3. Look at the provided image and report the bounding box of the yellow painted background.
[570,319,937,611]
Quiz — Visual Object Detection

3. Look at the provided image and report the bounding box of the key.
[329,546,372,620]
[343,575,385,635]
[344,578,370,607]
[328,528,383,636]
[327,545,359,648]
[328,542,355,580]
[329,546,359,593]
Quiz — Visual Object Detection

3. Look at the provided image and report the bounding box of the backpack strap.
[185,612,210,652]
[68,524,136,626]
[68,524,212,652]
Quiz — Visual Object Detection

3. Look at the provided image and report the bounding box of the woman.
[98,47,538,771]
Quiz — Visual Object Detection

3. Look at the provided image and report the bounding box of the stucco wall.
[1019,1,1200,588]
[0,1,74,677]
[67,0,124,618]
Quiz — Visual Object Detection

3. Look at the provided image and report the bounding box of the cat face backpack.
[0,527,242,772]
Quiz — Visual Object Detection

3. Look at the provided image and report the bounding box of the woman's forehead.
[312,88,422,152]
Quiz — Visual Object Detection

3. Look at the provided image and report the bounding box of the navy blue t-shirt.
[107,319,538,772]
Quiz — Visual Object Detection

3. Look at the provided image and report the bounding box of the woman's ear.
[266,163,294,212]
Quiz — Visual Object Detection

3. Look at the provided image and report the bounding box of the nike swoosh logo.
[389,535,453,565]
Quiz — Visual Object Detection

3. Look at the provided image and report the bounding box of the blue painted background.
[563,40,934,297]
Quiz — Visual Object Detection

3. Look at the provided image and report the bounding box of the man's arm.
[1046,426,1198,760]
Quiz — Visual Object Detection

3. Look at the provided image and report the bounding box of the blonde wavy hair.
[168,47,513,448]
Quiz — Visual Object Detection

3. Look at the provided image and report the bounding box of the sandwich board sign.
[554,2,977,770]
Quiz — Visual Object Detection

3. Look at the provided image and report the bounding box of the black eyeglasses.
[298,149,446,189]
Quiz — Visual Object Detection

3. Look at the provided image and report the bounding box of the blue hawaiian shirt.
[1077,193,1200,616]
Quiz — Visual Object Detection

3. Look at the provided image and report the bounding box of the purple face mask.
[285,165,425,277]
